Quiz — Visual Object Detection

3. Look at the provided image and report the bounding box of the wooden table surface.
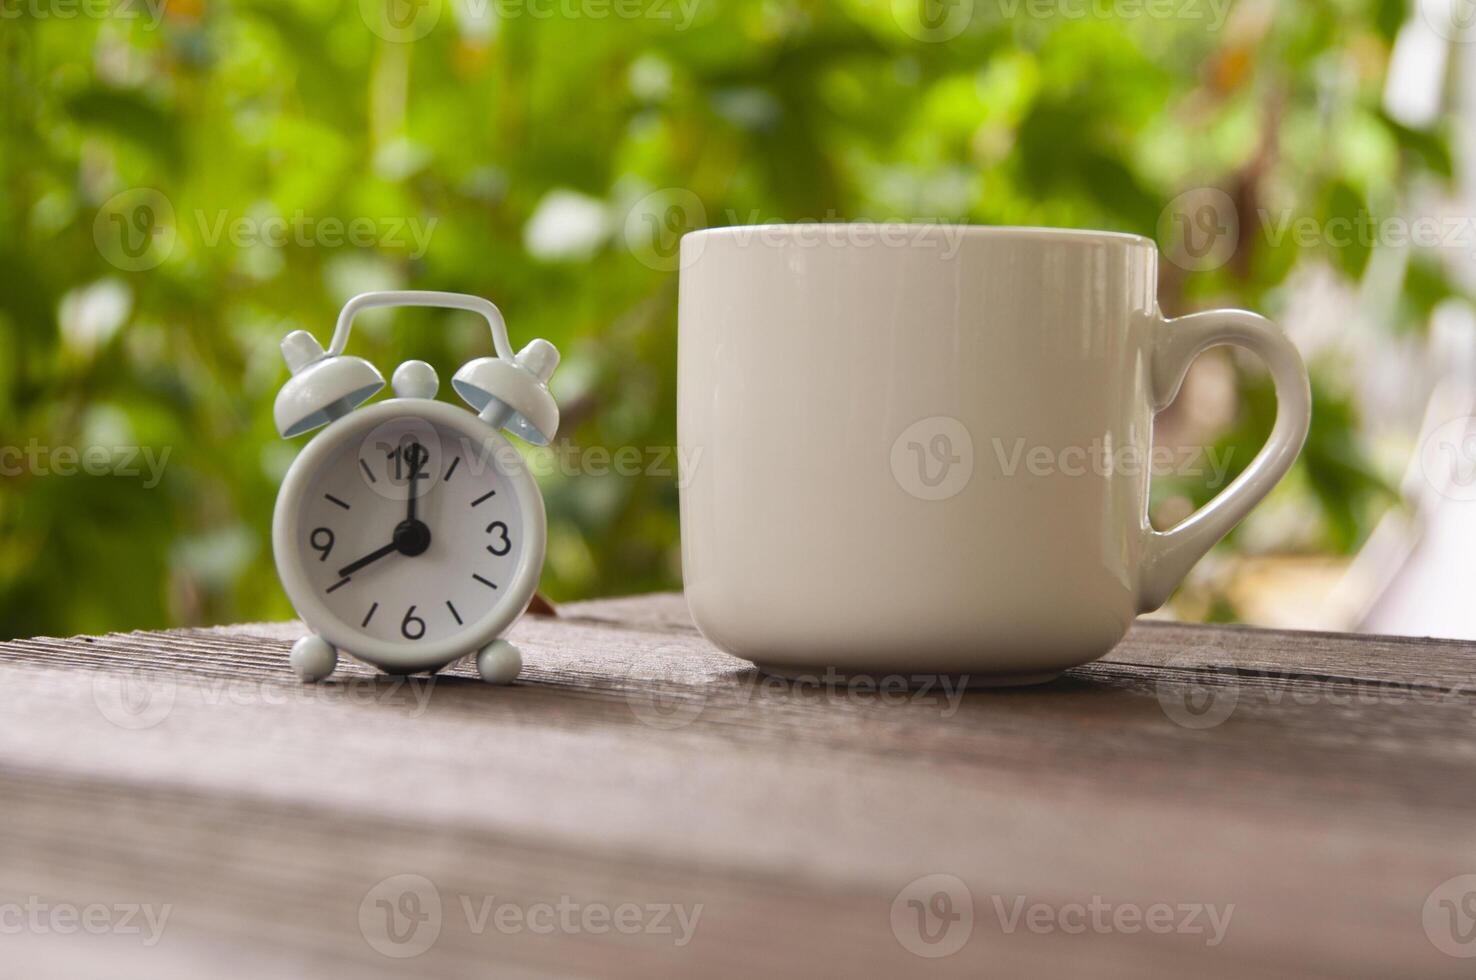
[2,592,1475,978]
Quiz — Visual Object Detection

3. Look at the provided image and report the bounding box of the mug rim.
[682,223,1155,249]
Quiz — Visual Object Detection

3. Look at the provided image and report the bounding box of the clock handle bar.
[329,291,515,362]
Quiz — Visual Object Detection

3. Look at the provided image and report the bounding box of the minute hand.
[337,540,399,579]
[406,443,427,522]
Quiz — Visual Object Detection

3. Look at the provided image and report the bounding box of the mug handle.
[1137,309,1312,612]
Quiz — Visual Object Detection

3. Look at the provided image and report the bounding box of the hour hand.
[337,540,399,579]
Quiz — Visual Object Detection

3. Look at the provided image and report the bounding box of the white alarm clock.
[271,290,558,684]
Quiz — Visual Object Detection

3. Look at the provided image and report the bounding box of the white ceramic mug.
[677,225,1311,684]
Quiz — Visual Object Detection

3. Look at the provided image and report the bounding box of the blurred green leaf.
[0,1,1457,636]
[65,88,184,173]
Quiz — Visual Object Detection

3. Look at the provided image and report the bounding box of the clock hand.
[405,441,427,523]
[337,540,399,579]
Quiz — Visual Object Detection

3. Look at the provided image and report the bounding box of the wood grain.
[1,594,1474,978]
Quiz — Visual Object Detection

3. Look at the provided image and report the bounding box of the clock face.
[283,411,528,654]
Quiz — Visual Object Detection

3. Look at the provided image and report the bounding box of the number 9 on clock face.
[272,400,545,675]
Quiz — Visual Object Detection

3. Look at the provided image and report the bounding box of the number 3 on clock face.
[273,399,545,676]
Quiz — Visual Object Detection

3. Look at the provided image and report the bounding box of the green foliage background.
[0,0,1453,638]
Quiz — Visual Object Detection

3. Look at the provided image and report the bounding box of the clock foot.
[290,634,338,682]
[476,640,522,684]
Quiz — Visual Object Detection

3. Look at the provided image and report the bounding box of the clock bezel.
[273,397,546,674]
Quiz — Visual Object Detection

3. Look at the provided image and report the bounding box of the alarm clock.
[270,290,558,684]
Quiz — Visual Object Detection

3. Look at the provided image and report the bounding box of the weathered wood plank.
[1,594,1473,978]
